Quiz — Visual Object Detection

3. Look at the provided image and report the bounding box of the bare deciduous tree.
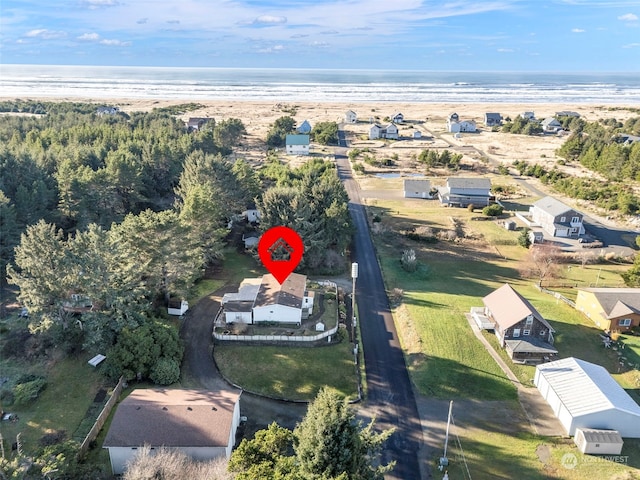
[525,244,563,287]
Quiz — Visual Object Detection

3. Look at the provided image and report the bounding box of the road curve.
[336,130,423,480]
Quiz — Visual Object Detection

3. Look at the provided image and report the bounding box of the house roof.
[285,134,310,146]
[254,273,306,309]
[103,388,240,448]
[536,357,640,418]
[222,278,261,304]
[542,117,561,127]
[446,177,491,190]
[532,196,577,217]
[485,113,502,120]
[576,428,623,444]
[578,288,640,318]
[483,284,555,331]
[505,338,558,354]
[403,179,431,191]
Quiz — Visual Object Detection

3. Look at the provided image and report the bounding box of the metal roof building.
[534,357,640,437]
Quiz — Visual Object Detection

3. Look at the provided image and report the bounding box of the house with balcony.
[481,284,557,363]
[529,196,585,239]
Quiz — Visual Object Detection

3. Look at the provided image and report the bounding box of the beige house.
[103,388,241,475]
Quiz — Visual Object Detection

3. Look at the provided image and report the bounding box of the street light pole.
[351,262,358,345]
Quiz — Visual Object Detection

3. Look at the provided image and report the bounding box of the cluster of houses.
[470,282,640,452]
[404,178,589,245]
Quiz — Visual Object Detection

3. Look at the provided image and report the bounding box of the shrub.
[0,388,14,406]
[400,249,417,272]
[467,203,475,212]
[14,377,47,405]
[150,357,181,385]
[518,228,532,248]
[482,204,504,217]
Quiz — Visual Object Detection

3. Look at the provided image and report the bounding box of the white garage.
[534,357,640,437]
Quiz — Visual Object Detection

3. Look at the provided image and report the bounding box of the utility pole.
[351,262,358,349]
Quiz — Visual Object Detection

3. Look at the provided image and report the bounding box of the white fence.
[213,324,339,342]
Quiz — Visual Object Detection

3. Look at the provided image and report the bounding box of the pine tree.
[293,388,394,480]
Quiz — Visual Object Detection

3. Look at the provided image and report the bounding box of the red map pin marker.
[257,226,304,284]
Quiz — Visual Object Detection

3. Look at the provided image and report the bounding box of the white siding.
[253,304,301,324]
[535,357,640,437]
[286,144,309,155]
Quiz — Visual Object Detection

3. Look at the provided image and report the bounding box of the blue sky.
[1,0,639,71]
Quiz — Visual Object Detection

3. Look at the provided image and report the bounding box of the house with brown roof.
[575,287,640,332]
[482,284,557,363]
[221,273,314,325]
[103,388,241,475]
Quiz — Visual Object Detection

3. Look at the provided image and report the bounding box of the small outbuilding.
[285,134,310,155]
[403,179,431,199]
[574,428,623,455]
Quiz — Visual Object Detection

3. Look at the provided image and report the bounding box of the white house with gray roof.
[438,177,492,207]
[535,357,640,437]
[222,273,314,325]
[403,179,432,199]
[530,196,585,238]
[103,388,241,475]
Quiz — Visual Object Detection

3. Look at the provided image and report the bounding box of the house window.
[540,330,546,336]
[513,328,521,337]
[523,329,531,336]
[571,216,580,223]
[619,318,632,327]
[525,315,533,325]
[560,216,566,222]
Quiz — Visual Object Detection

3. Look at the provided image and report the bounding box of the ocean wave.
[2,65,640,104]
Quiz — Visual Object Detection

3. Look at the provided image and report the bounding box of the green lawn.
[213,340,357,401]
[0,354,105,455]
[362,194,640,479]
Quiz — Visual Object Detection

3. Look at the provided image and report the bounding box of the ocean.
[1,64,640,104]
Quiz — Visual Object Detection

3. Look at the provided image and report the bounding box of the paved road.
[336,129,423,480]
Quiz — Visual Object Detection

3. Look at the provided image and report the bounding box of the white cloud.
[497,48,514,52]
[25,29,66,39]
[623,42,640,48]
[254,15,287,25]
[77,32,100,41]
[99,38,131,46]
[82,0,120,8]
[618,13,638,21]
[137,18,148,24]
[571,28,585,32]
[257,44,284,53]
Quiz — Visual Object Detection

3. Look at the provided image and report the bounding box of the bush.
[482,204,504,217]
[14,377,47,405]
[150,357,181,385]
[518,228,531,248]
[400,249,417,272]
[0,388,14,406]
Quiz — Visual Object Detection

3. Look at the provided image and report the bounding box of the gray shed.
[574,428,623,455]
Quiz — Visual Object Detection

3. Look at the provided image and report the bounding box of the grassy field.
[0,352,105,455]
[213,340,357,401]
[362,191,640,480]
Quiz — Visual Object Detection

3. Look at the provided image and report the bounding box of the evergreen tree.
[293,388,394,480]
